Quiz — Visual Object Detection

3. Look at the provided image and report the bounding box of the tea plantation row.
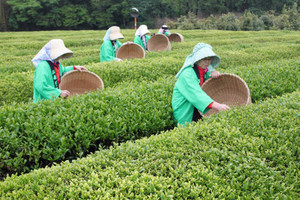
[1,30,299,74]
[1,30,299,106]
[1,57,299,177]
[0,30,299,198]
[1,55,299,106]
[0,91,298,199]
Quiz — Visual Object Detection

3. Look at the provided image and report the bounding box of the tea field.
[0,30,299,199]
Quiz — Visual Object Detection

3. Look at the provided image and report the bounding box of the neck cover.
[32,41,53,67]
[103,28,112,41]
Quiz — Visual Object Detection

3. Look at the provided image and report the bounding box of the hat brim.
[59,52,73,59]
[193,47,221,68]
[110,33,124,40]
[141,30,150,36]
[50,48,73,60]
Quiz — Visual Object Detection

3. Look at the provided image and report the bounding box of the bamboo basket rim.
[59,70,104,96]
[148,34,171,52]
[201,73,251,116]
[168,33,184,42]
[116,42,145,60]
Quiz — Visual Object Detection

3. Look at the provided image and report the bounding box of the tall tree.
[0,0,10,31]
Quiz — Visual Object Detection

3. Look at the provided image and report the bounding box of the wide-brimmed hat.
[191,43,220,67]
[50,39,73,60]
[175,43,221,78]
[110,26,124,40]
[135,25,151,36]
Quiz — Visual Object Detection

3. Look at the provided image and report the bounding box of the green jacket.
[33,61,74,103]
[133,35,150,50]
[172,67,213,126]
[172,43,221,126]
[100,40,122,62]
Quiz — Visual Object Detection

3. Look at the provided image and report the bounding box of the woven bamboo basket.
[59,70,104,96]
[201,73,251,116]
[116,42,145,60]
[148,34,171,52]
[168,33,184,42]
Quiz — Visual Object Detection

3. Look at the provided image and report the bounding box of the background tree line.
[169,3,300,31]
[0,0,299,31]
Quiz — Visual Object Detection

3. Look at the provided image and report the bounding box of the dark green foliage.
[216,12,239,30]
[239,12,265,31]
[171,3,300,31]
[3,0,300,31]
[275,3,300,30]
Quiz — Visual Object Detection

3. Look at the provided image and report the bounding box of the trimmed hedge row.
[1,57,299,177]
[0,57,182,106]
[0,91,298,199]
[0,77,175,178]
[1,56,299,106]
[225,58,300,101]
[1,30,299,75]
[1,30,300,106]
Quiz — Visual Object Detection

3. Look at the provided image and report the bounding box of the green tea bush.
[226,58,300,102]
[0,91,298,199]
[1,56,299,106]
[0,56,182,106]
[0,77,175,177]
[1,56,299,178]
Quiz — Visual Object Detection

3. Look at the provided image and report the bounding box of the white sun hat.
[109,26,124,40]
[135,25,151,36]
[32,39,73,67]
[50,39,73,60]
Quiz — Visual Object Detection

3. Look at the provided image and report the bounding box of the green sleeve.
[34,61,61,100]
[61,65,74,76]
[100,40,116,62]
[176,67,213,114]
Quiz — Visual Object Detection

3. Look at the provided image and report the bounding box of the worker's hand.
[60,90,70,99]
[74,66,87,72]
[116,58,122,62]
[210,71,220,78]
[211,102,230,112]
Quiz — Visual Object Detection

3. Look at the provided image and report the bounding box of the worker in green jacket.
[133,25,151,50]
[100,26,124,62]
[172,43,230,126]
[32,39,87,103]
[157,25,170,36]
